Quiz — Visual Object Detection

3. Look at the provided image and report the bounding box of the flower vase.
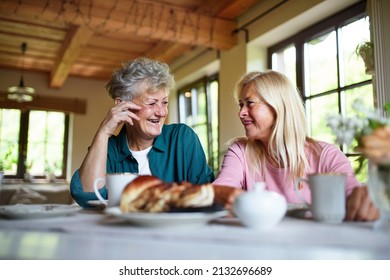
[367,162,390,231]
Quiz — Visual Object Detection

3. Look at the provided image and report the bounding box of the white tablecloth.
[0,209,389,260]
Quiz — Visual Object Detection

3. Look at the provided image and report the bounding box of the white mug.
[93,173,137,207]
[294,173,346,223]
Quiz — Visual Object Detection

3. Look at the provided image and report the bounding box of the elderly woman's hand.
[360,125,390,165]
[99,101,141,136]
[345,186,380,221]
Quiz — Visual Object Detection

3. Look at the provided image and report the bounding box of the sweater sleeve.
[213,141,247,189]
[70,169,107,208]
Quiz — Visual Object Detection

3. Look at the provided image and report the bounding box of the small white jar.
[233,182,287,230]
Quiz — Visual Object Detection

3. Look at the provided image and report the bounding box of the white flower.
[354,118,368,130]
[352,99,366,112]
[326,115,342,130]
[334,128,354,147]
[343,130,355,148]
[327,100,390,150]
[327,111,362,147]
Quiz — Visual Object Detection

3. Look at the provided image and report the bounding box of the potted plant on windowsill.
[24,161,33,182]
[44,161,56,182]
[356,41,375,75]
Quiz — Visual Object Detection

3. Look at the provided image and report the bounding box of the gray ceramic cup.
[294,173,346,223]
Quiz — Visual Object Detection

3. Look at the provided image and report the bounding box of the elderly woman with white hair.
[71,57,214,207]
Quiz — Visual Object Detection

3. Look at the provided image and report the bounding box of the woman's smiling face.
[238,83,275,143]
[131,88,169,141]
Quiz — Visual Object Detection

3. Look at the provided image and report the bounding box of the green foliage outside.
[0,109,65,177]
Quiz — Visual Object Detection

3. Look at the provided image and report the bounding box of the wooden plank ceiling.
[0,0,260,88]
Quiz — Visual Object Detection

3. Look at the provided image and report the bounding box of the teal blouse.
[70,123,215,207]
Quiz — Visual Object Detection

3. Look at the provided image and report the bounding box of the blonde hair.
[233,70,321,182]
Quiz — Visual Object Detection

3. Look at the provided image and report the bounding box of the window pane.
[193,124,208,157]
[0,109,20,175]
[305,31,337,95]
[210,80,219,171]
[272,45,296,87]
[345,84,374,116]
[307,93,339,142]
[339,17,371,86]
[26,111,65,176]
[350,156,368,183]
[178,77,219,173]
[192,86,208,162]
[197,90,207,124]
[179,91,193,125]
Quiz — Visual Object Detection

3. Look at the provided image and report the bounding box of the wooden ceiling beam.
[0,0,238,50]
[0,92,87,114]
[147,41,193,64]
[50,25,93,88]
[156,44,194,65]
[217,0,261,18]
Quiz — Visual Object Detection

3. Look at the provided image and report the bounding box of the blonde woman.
[214,70,378,221]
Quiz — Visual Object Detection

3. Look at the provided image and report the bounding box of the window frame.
[1,108,69,180]
[177,74,219,174]
[267,1,372,181]
[268,1,368,98]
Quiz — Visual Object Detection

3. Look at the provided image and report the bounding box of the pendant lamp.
[8,42,35,102]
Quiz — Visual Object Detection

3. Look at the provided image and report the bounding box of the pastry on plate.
[120,175,216,213]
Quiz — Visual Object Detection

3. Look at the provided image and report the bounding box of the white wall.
[218,32,247,150]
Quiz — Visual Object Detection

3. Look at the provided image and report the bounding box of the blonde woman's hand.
[345,186,380,221]
[212,185,244,213]
[361,125,390,165]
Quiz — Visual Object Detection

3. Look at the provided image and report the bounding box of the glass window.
[26,111,65,176]
[0,108,68,180]
[178,76,219,174]
[306,31,338,95]
[269,3,372,181]
[340,17,371,86]
[0,109,21,175]
[307,93,339,143]
[272,44,296,88]
[209,80,219,172]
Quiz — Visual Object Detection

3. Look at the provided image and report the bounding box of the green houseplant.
[356,41,374,75]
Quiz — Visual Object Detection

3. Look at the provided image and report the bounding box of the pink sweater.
[213,141,360,203]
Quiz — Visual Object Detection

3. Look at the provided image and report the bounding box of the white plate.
[0,204,81,219]
[87,200,107,207]
[287,203,311,219]
[287,203,308,211]
[104,207,228,228]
